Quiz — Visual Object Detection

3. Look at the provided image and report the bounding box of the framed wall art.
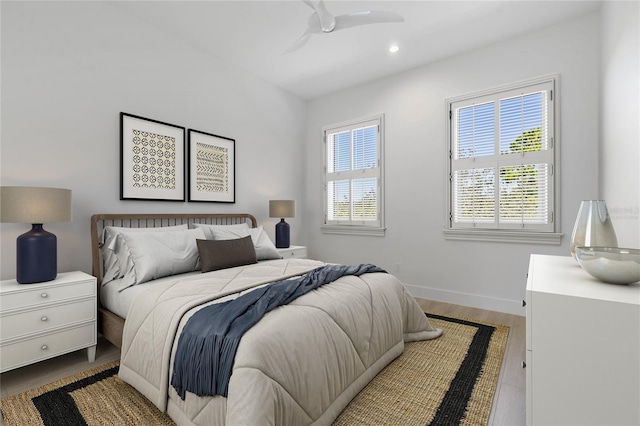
[120,112,185,201]
[187,129,235,203]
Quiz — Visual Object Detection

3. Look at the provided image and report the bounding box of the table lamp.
[0,186,72,284]
[269,200,295,248]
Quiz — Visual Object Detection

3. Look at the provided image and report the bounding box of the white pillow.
[101,224,189,284]
[208,226,281,261]
[117,227,206,291]
[101,224,188,285]
[193,222,250,240]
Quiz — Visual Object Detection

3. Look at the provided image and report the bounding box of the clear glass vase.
[570,200,618,259]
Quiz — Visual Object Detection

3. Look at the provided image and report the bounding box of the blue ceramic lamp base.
[275,219,290,249]
[17,224,57,284]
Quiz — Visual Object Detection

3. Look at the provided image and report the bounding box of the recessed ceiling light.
[389,45,400,53]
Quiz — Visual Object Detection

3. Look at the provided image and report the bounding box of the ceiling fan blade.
[302,0,316,11]
[284,32,312,54]
[334,10,405,31]
[284,13,320,54]
[305,12,322,34]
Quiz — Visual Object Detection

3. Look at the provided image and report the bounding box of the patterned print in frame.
[131,129,176,190]
[120,112,185,201]
[188,129,235,203]
[196,142,227,193]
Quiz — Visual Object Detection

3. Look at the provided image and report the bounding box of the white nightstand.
[277,245,307,259]
[0,271,97,373]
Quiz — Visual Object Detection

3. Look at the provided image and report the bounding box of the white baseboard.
[405,283,525,317]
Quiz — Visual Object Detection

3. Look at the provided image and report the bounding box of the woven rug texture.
[0,313,509,426]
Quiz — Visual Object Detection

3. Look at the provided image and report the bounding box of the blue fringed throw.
[170,263,386,399]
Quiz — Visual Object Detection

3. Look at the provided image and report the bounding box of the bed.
[90,213,442,426]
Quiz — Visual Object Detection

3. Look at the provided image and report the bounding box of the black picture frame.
[120,112,185,201]
[187,129,236,203]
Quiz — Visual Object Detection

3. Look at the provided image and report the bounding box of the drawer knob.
[522,361,527,368]
[41,345,48,351]
[41,293,49,298]
[41,316,48,322]
[522,300,527,307]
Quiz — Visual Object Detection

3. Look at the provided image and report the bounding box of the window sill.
[321,225,386,237]
[443,228,563,244]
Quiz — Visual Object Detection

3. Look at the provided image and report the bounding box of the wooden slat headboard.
[90,213,257,286]
[90,212,256,348]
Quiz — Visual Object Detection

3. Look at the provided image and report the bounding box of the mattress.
[100,272,200,318]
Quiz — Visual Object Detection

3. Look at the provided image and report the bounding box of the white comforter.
[118,259,442,425]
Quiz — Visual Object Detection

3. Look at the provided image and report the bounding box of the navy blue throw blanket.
[171,263,386,399]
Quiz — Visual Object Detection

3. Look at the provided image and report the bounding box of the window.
[445,76,561,244]
[322,114,384,236]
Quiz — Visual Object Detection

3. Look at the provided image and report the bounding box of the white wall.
[0,2,307,280]
[305,12,602,315]
[600,1,640,248]
[4,3,633,315]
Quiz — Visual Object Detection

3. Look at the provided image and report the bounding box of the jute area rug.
[0,313,509,426]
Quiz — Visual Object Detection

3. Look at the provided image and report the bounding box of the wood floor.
[0,299,525,425]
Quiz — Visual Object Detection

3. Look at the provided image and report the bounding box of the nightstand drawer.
[0,279,95,312]
[0,323,96,373]
[278,246,307,259]
[1,298,96,341]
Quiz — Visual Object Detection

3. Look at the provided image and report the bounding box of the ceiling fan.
[286,0,405,53]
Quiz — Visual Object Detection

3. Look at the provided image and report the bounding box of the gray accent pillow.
[197,236,258,273]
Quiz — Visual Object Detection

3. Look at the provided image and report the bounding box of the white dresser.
[0,271,97,373]
[277,245,307,259]
[526,254,640,425]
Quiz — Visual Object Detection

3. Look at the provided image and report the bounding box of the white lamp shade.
[269,200,296,218]
[0,186,72,224]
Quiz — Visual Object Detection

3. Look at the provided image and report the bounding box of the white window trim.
[442,228,562,244]
[444,75,563,244]
[321,113,385,237]
[321,224,386,237]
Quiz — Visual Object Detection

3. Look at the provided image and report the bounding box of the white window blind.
[324,115,384,231]
[448,78,556,235]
